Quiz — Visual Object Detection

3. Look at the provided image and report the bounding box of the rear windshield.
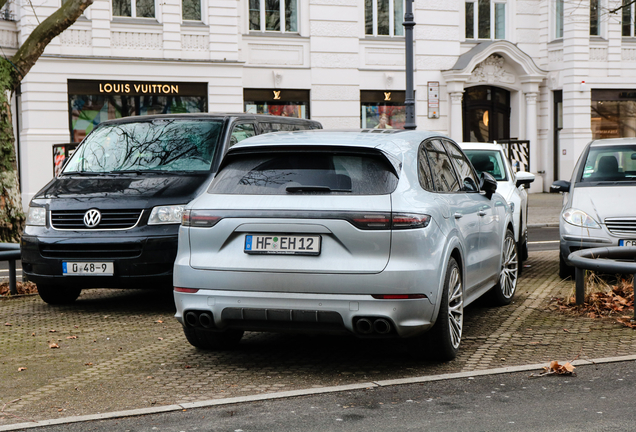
[463,150,508,181]
[579,145,636,184]
[209,152,398,195]
[63,119,224,173]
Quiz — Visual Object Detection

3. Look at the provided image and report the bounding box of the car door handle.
[454,213,463,219]
[478,210,487,216]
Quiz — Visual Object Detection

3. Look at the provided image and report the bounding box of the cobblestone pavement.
[1,249,634,426]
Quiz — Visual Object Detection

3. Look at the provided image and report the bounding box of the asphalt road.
[27,361,636,432]
[528,226,559,252]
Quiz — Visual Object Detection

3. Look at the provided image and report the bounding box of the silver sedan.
[173,130,517,360]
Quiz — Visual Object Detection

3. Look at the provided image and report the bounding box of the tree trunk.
[0,59,22,243]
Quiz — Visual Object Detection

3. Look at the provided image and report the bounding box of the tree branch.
[609,0,636,14]
[10,0,93,88]
[0,0,8,12]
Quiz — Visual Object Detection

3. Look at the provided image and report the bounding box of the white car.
[461,143,535,267]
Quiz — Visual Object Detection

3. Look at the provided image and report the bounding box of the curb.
[2,354,636,431]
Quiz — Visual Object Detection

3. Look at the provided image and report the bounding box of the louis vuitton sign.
[68,79,208,96]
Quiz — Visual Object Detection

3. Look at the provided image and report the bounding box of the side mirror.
[479,172,498,199]
[515,171,535,188]
[550,180,571,193]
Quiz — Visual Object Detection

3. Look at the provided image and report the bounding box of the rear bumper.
[21,234,177,289]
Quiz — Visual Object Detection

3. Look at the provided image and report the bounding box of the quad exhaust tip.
[355,317,393,335]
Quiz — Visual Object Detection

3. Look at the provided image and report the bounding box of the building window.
[182,0,201,21]
[465,0,505,40]
[361,90,405,129]
[112,0,155,17]
[555,0,564,39]
[623,0,635,36]
[244,89,310,118]
[365,0,404,37]
[249,0,298,33]
[590,0,599,35]
[591,89,636,139]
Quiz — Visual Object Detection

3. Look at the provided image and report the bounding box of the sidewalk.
[527,192,562,227]
[2,249,635,428]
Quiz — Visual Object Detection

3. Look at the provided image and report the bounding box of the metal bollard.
[575,267,585,306]
[9,259,16,295]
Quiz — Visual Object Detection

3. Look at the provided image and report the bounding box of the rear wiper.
[285,185,351,193]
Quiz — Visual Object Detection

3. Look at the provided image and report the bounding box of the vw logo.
[83,209,101,228]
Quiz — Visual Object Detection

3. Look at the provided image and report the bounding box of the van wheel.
[407,257,463,361]
[36,284,82,305]
[490,229,518,306]
[183,327,244,350]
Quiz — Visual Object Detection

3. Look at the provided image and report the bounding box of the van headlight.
[148,205,186,225]
[26,206,46,226]
[562,208,601,229]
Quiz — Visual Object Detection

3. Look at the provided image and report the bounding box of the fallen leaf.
[66,336,77,339]
[18,367,26,372]
[158,337,164,341]
[31,332,35,336]
[49,329,56,333]
[155,320,164,323]
[563,328,569,332]
[4,323,11,326]
[85,362,93,366]
[147,376,154,379]
[49,343,59,349]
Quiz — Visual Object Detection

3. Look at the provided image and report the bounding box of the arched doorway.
[462,86,510,142]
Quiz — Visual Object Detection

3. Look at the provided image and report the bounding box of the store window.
[365,0,404,37]
[465,0,505,40]
[554,0,564,39]
[360,90,405,129]
[112,0,155,17]
[68,80,207,143]
[249,0,298,33]
[244,89,310,118]
[591,90,636,139]
[182,0,201,21]
[623,0,635,36]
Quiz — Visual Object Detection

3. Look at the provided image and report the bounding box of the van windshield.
[63,119,224,173]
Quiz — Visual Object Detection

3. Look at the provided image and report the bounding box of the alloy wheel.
[447,265,463,349]
[499,234,518,298]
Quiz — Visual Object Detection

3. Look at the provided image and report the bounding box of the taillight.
[349,214,391,229]
[391,213,431,230]
[372,294,428,299]
[174,287,199,293]
[181,210,222,227]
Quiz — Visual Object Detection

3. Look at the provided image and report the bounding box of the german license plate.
[619,240,636,247]
[63,262,114,276]
[244,234,321,255]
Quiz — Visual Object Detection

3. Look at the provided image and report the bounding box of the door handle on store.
[454,213,463,219]
[478,210,487,216]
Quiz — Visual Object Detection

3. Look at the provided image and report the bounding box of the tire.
[559,253,575,279]
[183,327,244,350]
[490,229,518,306]
[36,284,82,305]
[407,257,463,361]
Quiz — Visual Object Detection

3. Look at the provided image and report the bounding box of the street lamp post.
[403,0,416,130]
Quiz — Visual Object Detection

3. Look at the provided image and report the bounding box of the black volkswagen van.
[21,113,321,304]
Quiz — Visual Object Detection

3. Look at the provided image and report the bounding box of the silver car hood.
[571,185,636,223]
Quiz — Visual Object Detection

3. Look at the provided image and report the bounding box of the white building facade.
[0,0,632,205]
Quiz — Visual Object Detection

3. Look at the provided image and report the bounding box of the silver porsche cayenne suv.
[173,130,518,360]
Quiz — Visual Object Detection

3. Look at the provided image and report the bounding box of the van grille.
[51,209,143,230]
[39,242,143,259]
[605,217,636,237]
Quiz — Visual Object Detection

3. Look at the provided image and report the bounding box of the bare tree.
[0,0,93,242]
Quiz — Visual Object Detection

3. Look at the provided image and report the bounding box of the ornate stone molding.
[622,48,636,62]
[467,54,515,85]
[548,48,563,63]
[181,34,208,51]
[589,47,607,62]
[111,31,162,50]
[60,29,92,47]
[0,28,18,48]
[450,91,464,104]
